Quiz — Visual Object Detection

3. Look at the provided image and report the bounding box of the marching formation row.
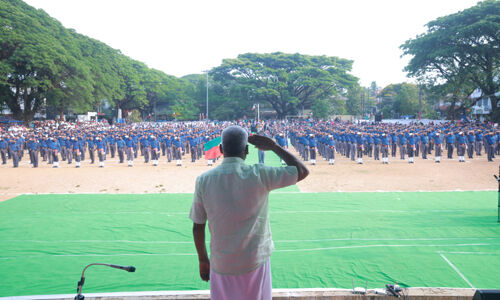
[0,119,498,168]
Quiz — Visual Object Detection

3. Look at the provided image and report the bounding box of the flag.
[204,136,222,160]
[251,104,256,111]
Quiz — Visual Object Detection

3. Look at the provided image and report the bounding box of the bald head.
[221,125,248,157]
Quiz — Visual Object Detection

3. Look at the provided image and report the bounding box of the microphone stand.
[75,263,136,300]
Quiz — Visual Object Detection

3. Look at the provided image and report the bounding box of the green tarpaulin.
[0,191,498,297]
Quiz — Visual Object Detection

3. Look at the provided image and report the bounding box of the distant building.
[470,88,500,121]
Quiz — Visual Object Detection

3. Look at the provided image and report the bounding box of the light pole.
[202,70,210,120]
[257,103,260,123]
[418,85,423,120]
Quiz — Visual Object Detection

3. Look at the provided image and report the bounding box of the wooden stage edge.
[1,287,477,300]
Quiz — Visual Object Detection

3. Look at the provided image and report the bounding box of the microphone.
[75,263,136,300]
[107,264,136,272]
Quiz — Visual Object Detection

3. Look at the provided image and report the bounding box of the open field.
[0,146,497,202]
[0,146,498,297]
[0,191,499,297]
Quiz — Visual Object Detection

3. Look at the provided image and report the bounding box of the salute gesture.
[248,134,278,151]
[248,134,309,182]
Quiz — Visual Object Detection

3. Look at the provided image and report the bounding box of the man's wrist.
[271,143,281,152]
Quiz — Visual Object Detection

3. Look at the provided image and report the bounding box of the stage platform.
[1,287,476,300]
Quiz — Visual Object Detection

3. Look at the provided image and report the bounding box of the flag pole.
[257,103,260,123]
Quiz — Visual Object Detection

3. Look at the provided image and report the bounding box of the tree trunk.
[490,95,499,123]
[24,111,35,124]
[447,99,456,120]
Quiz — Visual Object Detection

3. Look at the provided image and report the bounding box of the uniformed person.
[391,132,398,157]
[164,135,173,163]
[189,135,198,163]
[140,134,151,163]
[150,135,160,166]
[373,133,380,161]
[381,133,390,164]
[71,136,82,168]
[173,136,183,166]
[27,136,40,168]
[116,136,125,164]
[63,135,72,165]
[421,132,429,159]
[356,132,364,164]
[125,135,135,167]
[276,133,287,165]
[95,136,106,168]
[0,136,8,164]
[466,131,475,159]
[398,132,407,160]
[407,133,415,163]
[327,135,336,165]
[47,137,60,168]
[457,132,467,162]
[308,134,317,165]
[445,132,455,159]
[8,137,20,168]
[87,136,95,164]
[433,133,442,163]
[486,131,496,162]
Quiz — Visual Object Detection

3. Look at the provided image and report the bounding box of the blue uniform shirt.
[116,139,125,149]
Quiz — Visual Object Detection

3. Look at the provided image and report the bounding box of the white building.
[470,88,500,118]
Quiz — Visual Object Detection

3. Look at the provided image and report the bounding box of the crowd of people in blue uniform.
[0,119,498,168]
[0,121,222,168]
[285,120,499,165]
[254,119,498,166]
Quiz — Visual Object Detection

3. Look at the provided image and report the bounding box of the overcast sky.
[25,0,480,88]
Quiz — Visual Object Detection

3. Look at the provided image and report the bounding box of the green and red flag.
[204,136,222,160]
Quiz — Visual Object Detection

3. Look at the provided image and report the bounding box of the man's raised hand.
[248,135,278,151]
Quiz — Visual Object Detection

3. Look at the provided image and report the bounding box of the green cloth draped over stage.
[1,190,499,297]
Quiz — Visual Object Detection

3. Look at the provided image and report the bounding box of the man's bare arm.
[248,135,309,182]
[193,222,210,281]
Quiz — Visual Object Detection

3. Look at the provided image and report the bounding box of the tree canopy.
[0,0,190,122]
[1,0,362,122]
[210,52,358,119]
[401,0,500,121]
[378,83,420,118]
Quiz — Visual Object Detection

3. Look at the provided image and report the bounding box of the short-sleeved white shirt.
[189,156,298,275]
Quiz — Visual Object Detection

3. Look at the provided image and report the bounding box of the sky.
[24,0,480,88]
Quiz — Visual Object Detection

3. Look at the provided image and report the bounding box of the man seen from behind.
[190,125,309,300]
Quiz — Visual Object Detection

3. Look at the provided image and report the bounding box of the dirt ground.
[0,148,498,201]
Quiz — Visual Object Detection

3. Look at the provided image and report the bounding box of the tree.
[346,84,362,116]
[379,83,419,118]
[369,81,378,98]
[0,0,192,122]
[331,97,347,115]
[311,98,333,119]
[211,52,358,118]
[401,0,500,121]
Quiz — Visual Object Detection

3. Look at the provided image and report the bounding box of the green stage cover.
[0,191,498,297]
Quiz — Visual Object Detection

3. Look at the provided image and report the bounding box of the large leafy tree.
[0,0,94,122]
[346,85,362,116]
[1,0,193,122]
[401,0,500,121]
[378,83,420,118]
[211,52,358,118]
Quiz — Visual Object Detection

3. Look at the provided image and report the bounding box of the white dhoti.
[210,259,272,300]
